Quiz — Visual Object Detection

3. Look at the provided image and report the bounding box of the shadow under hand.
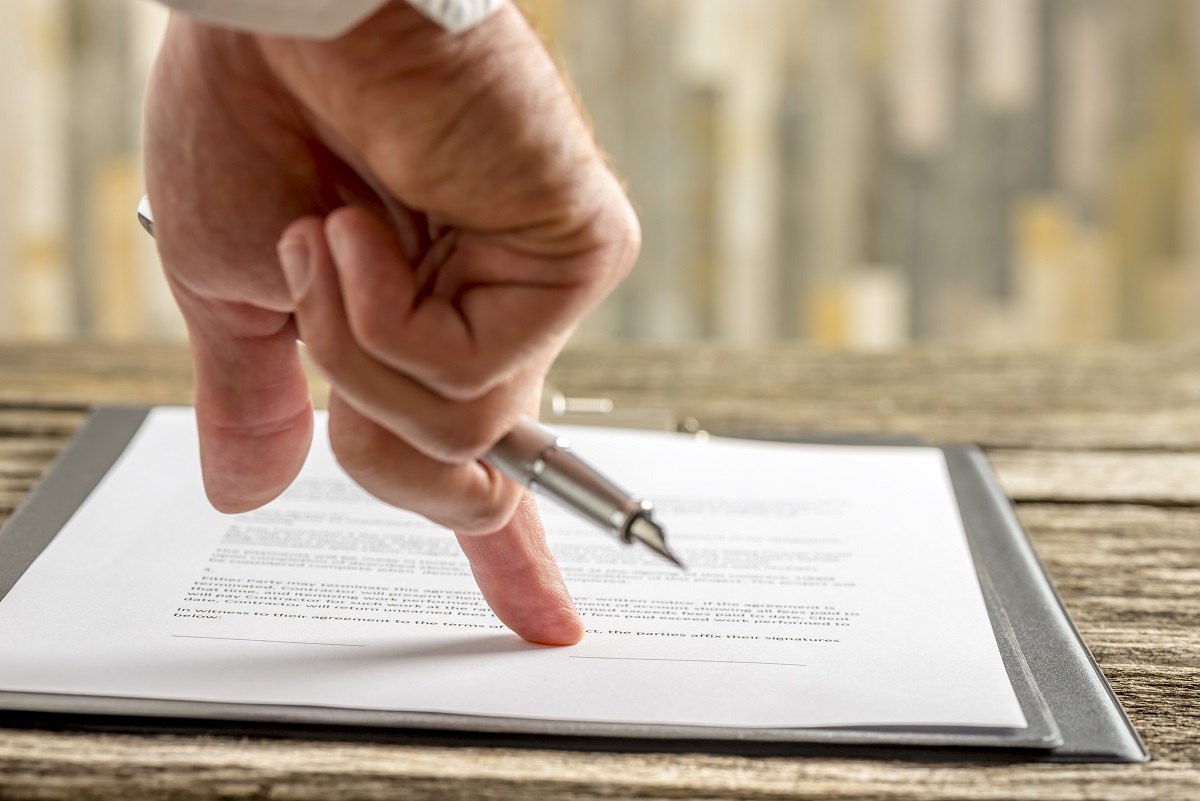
[360,633,551,663]
[161,630,566,678]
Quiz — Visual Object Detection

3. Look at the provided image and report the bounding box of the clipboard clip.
[540,386,702,435]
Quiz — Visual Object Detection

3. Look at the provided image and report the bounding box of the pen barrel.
[484,418,651,539]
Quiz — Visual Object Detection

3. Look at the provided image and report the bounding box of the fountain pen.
[484,417,682,567]
[136,196,682,568]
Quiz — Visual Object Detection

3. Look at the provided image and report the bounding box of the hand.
[142,2,640,644]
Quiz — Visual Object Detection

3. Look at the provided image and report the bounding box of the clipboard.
[0,408,1147,762]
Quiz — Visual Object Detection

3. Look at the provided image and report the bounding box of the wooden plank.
[1014,502,1200,767]
[1018,503,1200,636]
[0,727,1197,801]
[1082,629,1200,669]
[0,409,86,438]
[0,419,77,519]
[0,488,34,513]
[547,344,1200,449]
[4,343,1200,449]
[0,439,64,465]
[994,451,1200,503]
[0,343,192,407]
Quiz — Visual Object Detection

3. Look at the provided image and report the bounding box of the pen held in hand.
[485,418,682,567]
[135,196,683,568]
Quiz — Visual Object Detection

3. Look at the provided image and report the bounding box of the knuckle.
[298,326,354,378]
[327,415,389,479]
[425,360,497,403]
[614,215,642,276]
[344,300,402,361]
[426,408,510,464]
[594,200,642,287]
[456,482,523,537]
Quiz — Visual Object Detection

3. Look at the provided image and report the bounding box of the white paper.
[0,408,1025,729]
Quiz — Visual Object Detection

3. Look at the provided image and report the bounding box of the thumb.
[176,288,314,513]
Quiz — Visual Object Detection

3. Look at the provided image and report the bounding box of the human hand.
[142,2,640,644]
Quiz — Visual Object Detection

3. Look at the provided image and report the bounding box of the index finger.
[455,493,585,646]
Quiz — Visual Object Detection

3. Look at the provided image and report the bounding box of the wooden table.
[0,343,1197,800]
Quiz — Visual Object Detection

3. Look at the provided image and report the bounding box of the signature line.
[172,635,365,648]
[569,656,804,667]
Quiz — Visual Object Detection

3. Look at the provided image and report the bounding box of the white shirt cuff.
[154,0,506,39]
[405,0,506,34]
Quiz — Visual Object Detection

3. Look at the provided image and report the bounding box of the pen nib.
[628,516,685,569]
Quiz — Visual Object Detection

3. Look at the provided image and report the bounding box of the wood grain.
[993,452,1200,504]
[550,343,1200,449]
[0,343,1198,800]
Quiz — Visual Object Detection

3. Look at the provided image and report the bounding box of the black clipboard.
[0,408,1147,762]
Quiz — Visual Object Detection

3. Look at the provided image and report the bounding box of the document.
[0,408,1025,730]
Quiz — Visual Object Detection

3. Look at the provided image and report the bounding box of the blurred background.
[2,0,1200,348]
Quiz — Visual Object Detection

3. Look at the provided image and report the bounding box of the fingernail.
[278,234,312,297]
